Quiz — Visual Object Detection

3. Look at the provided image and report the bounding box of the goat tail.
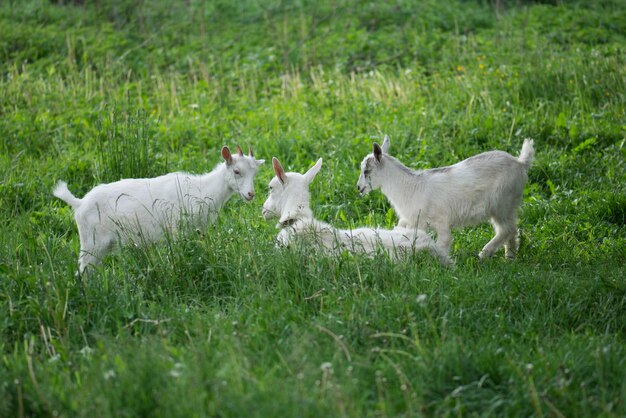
[53,181,82,209]
[518,138,535,168]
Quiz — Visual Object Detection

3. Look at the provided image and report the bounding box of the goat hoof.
[442,257,454,267]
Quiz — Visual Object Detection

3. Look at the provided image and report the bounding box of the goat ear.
[381,135,390,153]
[250,146,265,164]
[272,157,287,184]
[222,146,233,165]
[304,158,322,183]
[235,144,244,157]
[373,143,383,162]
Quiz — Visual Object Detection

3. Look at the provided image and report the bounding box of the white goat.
[357,136,534,260]
[262,157,451,265]
[54,145,265,273]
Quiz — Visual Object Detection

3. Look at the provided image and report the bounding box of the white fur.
[54,146,264,273]
[357,136,534,260]
[263,157,451,265]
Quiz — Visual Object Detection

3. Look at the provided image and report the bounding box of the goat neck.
[200,163,234,210]
[379,155,423,202]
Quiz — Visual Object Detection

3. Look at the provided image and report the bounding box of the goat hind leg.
[78,250,101,275]
[77,229,115,275]
[479,220,515,260]
[504,229,520,260]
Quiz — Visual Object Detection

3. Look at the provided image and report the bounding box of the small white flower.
[80,346,94,357]
[169,363,184,378]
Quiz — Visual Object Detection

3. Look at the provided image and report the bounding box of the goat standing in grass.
[357,136,534,260]
[263,157,451,265]
[54,145,264,273]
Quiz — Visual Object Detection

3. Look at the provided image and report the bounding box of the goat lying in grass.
[262,157,451,265]
[357,136,534,260]
[54,145,264,273]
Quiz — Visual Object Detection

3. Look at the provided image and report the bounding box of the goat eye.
[234,169,241,175]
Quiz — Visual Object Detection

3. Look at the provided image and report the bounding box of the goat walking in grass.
[357,136,534,260]
[263,157,451,265]
[54,145,265,273]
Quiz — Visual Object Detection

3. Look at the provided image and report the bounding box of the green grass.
[1,0,625,416]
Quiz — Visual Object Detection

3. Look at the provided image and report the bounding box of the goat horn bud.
[236,145,244,156]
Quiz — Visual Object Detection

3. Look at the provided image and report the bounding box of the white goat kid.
[54,145,264,273]
[357,136,534,260]
[262,157,451,265]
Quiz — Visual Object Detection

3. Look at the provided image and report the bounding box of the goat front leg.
[276,229,291,247]
[397,218,411,228]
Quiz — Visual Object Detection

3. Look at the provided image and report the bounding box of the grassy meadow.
[1,0,625,416]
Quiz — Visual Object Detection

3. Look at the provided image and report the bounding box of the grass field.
[1,0,625,416]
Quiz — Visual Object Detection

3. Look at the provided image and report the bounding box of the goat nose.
[248,191,255,198]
